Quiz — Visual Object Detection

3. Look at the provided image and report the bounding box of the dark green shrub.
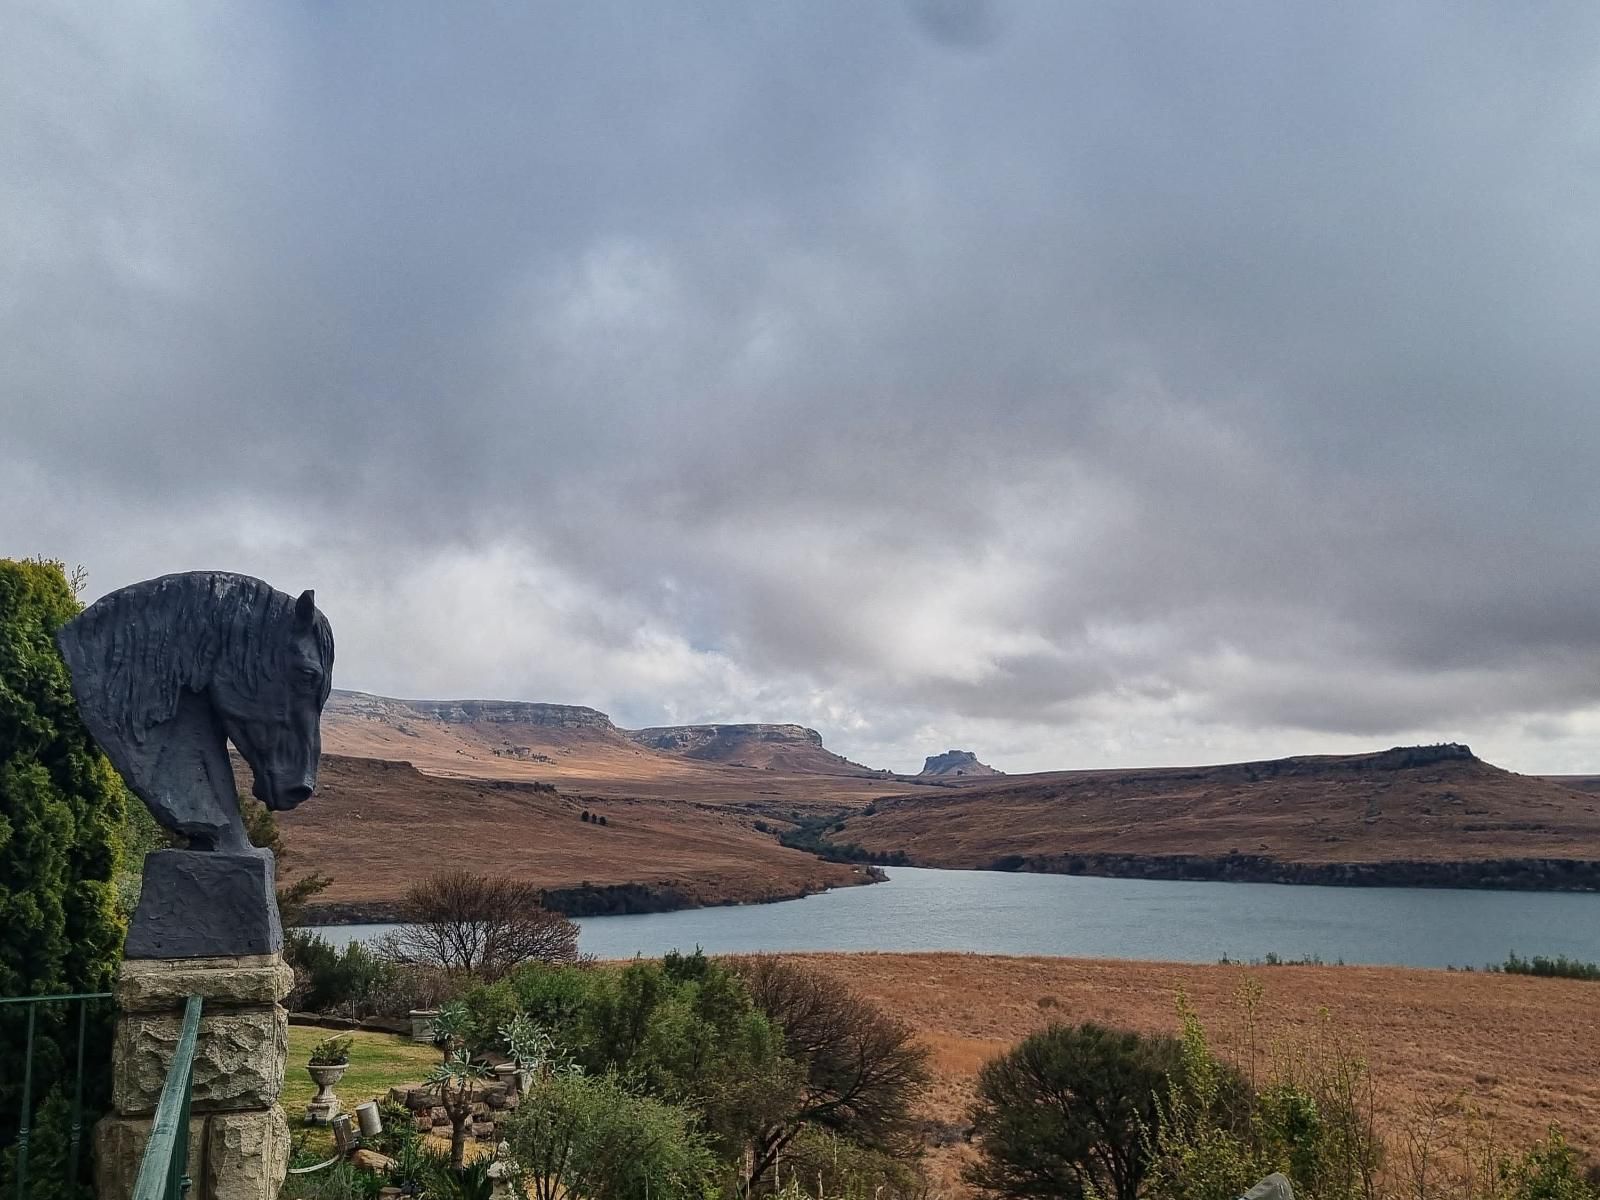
[458,979,521,1054]
[0,559,129,1200]
[965,1022,1201,1200]
[1502,952,1600,982]
[499,1072,717,1200]
[285,931,399,1017]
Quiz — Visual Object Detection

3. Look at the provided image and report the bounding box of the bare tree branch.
[378,868,580,980]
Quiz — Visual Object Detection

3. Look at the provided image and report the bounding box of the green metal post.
[68,999,88,1188]
[130,995,202,1200]
[15,1002,36,1200]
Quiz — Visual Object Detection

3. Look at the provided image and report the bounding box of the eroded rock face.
[113,1006,288,1116]
[329,690,616,730]
[206,1107,290,1200]
[920,749,1001,777]
[629,723,826,752]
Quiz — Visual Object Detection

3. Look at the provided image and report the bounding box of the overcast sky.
[6,2,1600,775]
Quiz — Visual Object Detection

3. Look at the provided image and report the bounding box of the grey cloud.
[6,2,1600,774]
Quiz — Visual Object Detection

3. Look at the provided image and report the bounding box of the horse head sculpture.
[57,571,335,853]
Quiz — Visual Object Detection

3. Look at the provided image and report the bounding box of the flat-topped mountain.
[920,749,1001,777]
[321,689,903,806]
[332,690,615,730]
[628,723,884,776]
[837,743,1600,888]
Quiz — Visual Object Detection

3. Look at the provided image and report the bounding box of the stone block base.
[113,1005,288,1116]
[95,1108,290,1200]
[95,1114,206,1200]
[206,1108,291,1200]
[98,953,294,1200]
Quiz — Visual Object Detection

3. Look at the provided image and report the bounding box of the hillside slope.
[838,744,1600,888]
[920,750,1001,777]
[627,723,885,776]
[277,755,876,920]
[322,690,911,809]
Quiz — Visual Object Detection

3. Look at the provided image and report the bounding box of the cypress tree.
[0,558,128,1192]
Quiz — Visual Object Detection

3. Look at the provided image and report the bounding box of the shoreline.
[299,863,888,926]
[965,850,1600,891]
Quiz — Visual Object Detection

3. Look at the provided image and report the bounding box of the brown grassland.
[321,702,926,808]
[840,752,1600,867]
[277,755,875,914]
[796,953,1600,1196]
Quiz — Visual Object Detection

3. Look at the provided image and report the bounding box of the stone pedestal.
[95,955,294,1200]
[126,850,283,959]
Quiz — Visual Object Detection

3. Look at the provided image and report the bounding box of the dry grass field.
[276,755,875,915]
[796,953,1600,1197]
[840,750,1600,867]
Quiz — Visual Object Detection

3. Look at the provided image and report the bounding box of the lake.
[311,866,1600,968]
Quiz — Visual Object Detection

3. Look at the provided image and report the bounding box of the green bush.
[964,1021,1202,1200]
[1498,1129,1597,1200]
[499,1072,717,1200]
[0,559,129,1200]
[1142,992,1380,1200]
[458,979,523,1054]
[1501,953,1600,982]
[286,931,402,1018]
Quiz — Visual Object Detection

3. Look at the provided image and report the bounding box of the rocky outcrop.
[920,749,1001,777]
[329,690,616,731]
[629,723,825,754]
[625,722,885,776]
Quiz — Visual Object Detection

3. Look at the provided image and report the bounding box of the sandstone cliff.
[919,749,1002,777]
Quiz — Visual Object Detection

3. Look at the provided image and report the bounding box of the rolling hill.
[834,744,1600,889]
[275,754,877,921]
[626,723,885,776]
[321,690,918,810]
[315,693,1600,900]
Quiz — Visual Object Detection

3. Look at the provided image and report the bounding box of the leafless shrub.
[377,869,579,980]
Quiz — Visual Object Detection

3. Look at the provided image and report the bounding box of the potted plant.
[306,1034,354,1124]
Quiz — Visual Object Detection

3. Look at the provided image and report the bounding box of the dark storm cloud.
[6,2,1600,772]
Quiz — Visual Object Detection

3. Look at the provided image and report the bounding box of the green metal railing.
[1,990,112,1200]
[4,992,202,1200]
[130,995,203,1200]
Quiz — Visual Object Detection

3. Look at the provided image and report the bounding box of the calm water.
[312,866,1600,968]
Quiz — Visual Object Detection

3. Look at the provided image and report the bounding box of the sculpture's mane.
[67,572,335,743]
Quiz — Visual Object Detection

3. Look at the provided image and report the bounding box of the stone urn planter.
[306,1063,348,1124]
[305,1034,353,1124]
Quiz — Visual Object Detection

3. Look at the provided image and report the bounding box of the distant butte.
[919,749,1002,777]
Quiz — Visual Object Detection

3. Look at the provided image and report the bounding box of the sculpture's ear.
[294,589,316,630]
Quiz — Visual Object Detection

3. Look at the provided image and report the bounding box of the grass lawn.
[282,1026,440,1158]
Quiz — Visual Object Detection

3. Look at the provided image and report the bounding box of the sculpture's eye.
[296,667,321,687]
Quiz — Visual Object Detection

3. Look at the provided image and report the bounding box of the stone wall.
[96,955,294,1200]
[387,1080,520,1142]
